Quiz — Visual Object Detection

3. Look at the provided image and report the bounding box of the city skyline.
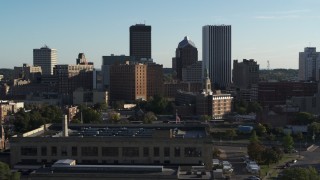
[1,0,320,69]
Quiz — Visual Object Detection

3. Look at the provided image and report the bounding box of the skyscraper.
[299,47,320,81]
[33,46,57,75]
[175,36,198,80]
[130,24,151,60]
[202,25,231,89]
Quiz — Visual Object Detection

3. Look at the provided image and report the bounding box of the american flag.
[176,111,181,124]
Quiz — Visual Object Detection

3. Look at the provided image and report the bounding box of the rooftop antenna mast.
[267,60,270,70]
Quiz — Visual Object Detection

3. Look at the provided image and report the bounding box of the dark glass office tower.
[130,24,151,61]
[202,25,231,89]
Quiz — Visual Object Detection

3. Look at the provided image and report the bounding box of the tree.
[143,112,157,124]
[255,123,267,136]
[247,142,265,163]
[295,112,314,125]
[93,102,108,112]
[282,134,294,152]
[280,166,320,180]
[247,101,262,113]
[308,122,320,135]
[262,148,280,166]
[0,161,20,180]
[250,130,260,143]
[146,95,170,114]
[199,115,211,122]
[108,110,120,123]
[225,129,237,141]
[79,107,102,124]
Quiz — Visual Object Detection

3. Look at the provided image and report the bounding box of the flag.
[176,111,181,124]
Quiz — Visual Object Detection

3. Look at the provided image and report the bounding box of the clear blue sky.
[1,0,320,69]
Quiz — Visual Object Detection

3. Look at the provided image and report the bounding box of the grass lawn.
[259,154,298,179]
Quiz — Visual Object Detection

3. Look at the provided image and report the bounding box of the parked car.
[222,161,233,173]
[246,164,260,174]
[212,159,220,167]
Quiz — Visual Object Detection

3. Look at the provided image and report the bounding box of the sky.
[1,0,320,69]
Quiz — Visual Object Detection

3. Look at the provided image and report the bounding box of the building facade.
[182,61,202,83]
[33,46,57,75]
[14,63,42,82]
[202,25,231,89]
[110,63,147,102]
[130,24,151,61]
[10,124,212,169]
[258,82,318,106]
[101,54,136,90]
[233,59,259,89]
[299,47,320,81]
[53,54,94,104]
[175,36,198,80]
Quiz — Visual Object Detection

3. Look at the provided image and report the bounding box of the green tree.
[146,95,170,114]
[225,129,237,141]
[143,112,157,124]
[255,123,267,136]
[282,133,294,152]
[247,101,262,113]
[0,161,20,180]
[308,122,320,135]
[262,148,280,166]
[247,142,265,163]
[93,102,108,112]
[280,166,320,180]
[250,130,260,143]
[108,110,120,123]
[295,112,314,125]
[79,107,102,124]
[199,115,211,122]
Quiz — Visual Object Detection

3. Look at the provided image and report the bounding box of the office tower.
[175,36,198,80]
[130,24,151,60]
[233,59,259,89]
[202,25,231,89]
[53,53,94,95]
[33,46,57,75]
[299,47,320,81]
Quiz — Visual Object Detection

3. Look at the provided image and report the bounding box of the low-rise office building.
[10,123,213,170]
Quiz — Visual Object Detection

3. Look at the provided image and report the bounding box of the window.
[122,147,139,157]
[41,146,47,156]
[143,147,149,157]
[164,147,170,157]
[174,147,180,157]
[61,146,67,156]
[154,147,160,157]
[51,146,57,156]
[102,147,119,157]
[72,146,77,156]
[184,147,202,157]
[81,147,98,156]
[21,146,37,156]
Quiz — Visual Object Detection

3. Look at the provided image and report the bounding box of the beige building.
[73,88,108,106]
[33,46,57,75]
[10,124,212,170]
[14,63,42,82]
[0,101,24,123]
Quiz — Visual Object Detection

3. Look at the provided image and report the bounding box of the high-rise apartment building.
[110,63,147,102]
[233,59,259,89]
[202,25,231,89]
[33,46,57,75]
[174,36,198,80]
[299,47,320,81]
[130,24,151,61]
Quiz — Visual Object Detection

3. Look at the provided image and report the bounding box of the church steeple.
[203,68,212,94]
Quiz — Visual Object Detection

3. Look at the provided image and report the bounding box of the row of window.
[21,146,202,158]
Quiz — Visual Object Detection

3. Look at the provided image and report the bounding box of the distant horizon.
[1,0,320,69]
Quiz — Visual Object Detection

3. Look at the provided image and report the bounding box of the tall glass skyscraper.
[130,24,151,61]
[202,25,231,89]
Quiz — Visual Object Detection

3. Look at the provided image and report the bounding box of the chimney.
[62,115,69,137]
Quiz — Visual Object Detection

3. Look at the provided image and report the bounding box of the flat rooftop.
[19,123,209,139]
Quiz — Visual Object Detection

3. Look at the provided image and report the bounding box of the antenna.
[144,20,146,25]
[267,60,270,70]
